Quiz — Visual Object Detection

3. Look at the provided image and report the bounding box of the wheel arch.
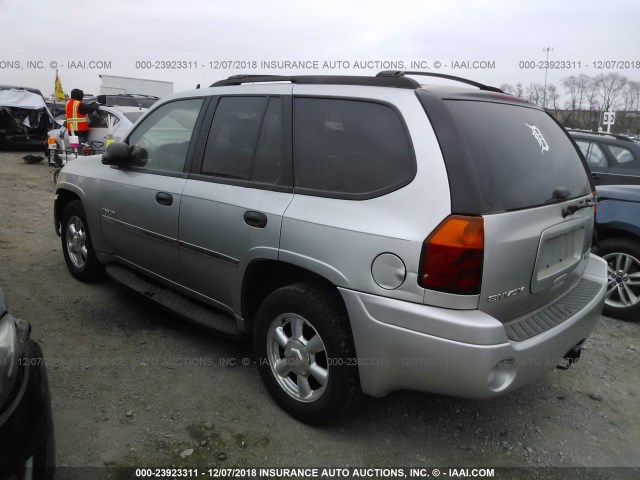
[241,260,347,334]
[594,227,640,249]
[54,188,81,236]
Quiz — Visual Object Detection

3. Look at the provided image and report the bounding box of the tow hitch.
[557,344,582,370]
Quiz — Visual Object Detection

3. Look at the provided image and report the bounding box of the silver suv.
[54,72,607,424]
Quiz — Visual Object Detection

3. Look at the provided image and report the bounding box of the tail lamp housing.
[419,215,484,295]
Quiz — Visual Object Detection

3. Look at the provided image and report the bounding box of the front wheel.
[254,283,360,424]
[60,200,104,282]
[594,238,640,320]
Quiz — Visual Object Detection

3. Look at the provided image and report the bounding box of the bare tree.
[594,72,627,112]
[500,83,515,95]
[514,83,524,98]
[547,84,560,112]
[620,81,640,111]
[620,81,640,131]
[584,77,601,130]
[562,76,585,127]
[575,75,591,128]
[526,83,544,107]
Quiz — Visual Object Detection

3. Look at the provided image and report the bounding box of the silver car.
[53,72,607,424]
[47,105,147,152]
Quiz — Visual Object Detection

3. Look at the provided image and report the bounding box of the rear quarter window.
[606,144,637,168]
[293,97,415,199]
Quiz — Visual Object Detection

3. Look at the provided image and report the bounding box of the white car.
[46,105,147,156]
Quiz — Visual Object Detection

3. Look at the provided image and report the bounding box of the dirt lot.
[0,151,639,478]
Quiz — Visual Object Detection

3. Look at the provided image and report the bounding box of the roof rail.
[377,70,504,93]
[210,74,421,89]
[568,130,635,142]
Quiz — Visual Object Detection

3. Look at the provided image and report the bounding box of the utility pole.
[542,46,554,109]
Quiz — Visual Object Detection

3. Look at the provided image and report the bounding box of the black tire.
[593,238,640,320]
[53,168,61,183]
[29,341,56,480]
[52,152,62,167]
[60,200,104,282]
[254,282,360,425]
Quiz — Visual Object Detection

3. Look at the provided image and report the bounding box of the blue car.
[593,185,640,320]
[0,289,55,479]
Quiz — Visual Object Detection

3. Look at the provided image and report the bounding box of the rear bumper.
[339,254,607,398]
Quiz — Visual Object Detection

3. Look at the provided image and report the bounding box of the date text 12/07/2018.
[518,60,640,69]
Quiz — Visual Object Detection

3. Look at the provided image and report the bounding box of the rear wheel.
[254,282,360,424]
[595,238,640,320]
[61,200,104,282]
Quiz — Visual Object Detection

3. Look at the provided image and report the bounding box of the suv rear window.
[420,95,591,214]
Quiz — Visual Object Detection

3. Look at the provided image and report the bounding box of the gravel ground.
[0,151,639,479]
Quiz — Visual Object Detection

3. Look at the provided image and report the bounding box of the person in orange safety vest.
[65,88,99,144]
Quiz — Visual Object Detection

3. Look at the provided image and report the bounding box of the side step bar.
[105,263,243,338]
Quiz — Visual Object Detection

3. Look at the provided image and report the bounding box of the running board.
[105,263,243,338]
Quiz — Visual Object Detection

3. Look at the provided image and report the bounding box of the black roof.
[211,71,504,93]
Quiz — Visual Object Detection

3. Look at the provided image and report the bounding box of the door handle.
[244,211,267,228]
[591,172,601,179]
[155,192,173,206]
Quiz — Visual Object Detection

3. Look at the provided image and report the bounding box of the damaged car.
[0,86,54,150]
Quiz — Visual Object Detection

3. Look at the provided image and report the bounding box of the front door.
[99,97,206,284]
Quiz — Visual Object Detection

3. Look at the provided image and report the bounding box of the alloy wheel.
[603,252,640,309]
[66,215,88,269]
[266,313,329,403]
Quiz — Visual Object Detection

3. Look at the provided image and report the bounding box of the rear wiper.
[562,196,596,218]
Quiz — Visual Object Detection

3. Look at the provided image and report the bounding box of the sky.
[1,0,639,99]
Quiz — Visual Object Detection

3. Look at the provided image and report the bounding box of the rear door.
[179,89,293,314]
[421,93,595,323]
[601,141,640,185]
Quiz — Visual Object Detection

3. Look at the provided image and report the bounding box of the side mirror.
[97,94,107,105]
[102,141,130,166]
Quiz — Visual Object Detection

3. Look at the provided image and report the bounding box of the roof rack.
[210,71,504,93]
[568,130,634,142]
[211,74,420,89]
[376,71,504,93]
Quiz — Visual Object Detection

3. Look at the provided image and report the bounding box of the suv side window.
[88,110,120,129]
[293,97,415,198]
[576,140,608,168]
[606,144,637,169]
[200,96,287,186]
[128,98,204,173]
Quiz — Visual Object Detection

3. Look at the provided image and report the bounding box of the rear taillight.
[419,215,484,295]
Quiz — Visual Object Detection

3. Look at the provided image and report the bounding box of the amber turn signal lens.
[419,216,484,295]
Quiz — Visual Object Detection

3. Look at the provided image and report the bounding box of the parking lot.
[0,150,639,476]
